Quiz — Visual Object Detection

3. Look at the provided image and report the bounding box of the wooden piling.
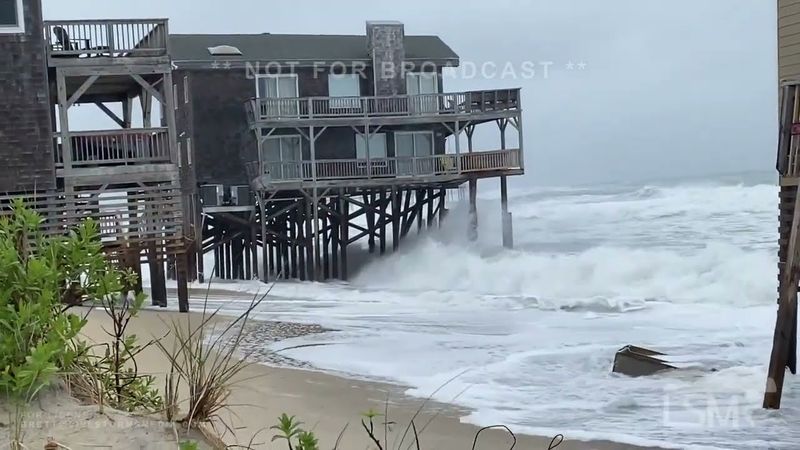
[380,189,387,254]
[500,175,513,249]
[468,178,478,241]
[176,252,189,313]
[392,186,400,251]
[339,191,349,280]
[148,241,167,307]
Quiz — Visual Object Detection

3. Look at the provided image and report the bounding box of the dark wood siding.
[183,65,448,186]
[0,0,55,192]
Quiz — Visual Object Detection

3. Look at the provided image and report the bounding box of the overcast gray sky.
[42,0,778,186]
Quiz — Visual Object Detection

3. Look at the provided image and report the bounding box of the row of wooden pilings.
[197,177,513,283]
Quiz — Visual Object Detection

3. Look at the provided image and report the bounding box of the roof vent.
[208,45,243,56]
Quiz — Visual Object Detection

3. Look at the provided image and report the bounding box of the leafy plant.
[271,414,319,450]
[179,440,199,450]
[0,201,127,447]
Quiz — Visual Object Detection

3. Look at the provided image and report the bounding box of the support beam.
[259,195,269,282]
[94,102,126,128]
[176,252,190,313]
[379,189,387,254]
[67,75,100,108]
[147,242,167,307]
[468,179,478,241]
[130,73,165,104]
[339,191,349,280]
[391,186,400,251]
[500,176,513,249]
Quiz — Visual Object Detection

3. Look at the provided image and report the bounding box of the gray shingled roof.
[169,33,459,65]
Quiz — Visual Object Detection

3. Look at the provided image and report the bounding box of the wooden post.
[331,197,340,279]
[339,191,349,280]
[765,183,800,409]
[427,188,435,228]
[148,242,167,307]
[416,189,424,233]
[259,195,269,282]
[379,189,387,254]
[391,186,400,251]
[176,252,190,313]
[468,178,478,241]
[293,204,301,280]
[439,188,448,227]
[365,192,376,253]
[322,199,330,280]
[213,245,220,278]
[305,196,314,280]
[251,219,259,280]
[500,176,513,249]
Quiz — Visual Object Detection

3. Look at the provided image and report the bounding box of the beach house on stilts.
[766,0,800,409]
[171,21,525,282]
[1,1,194,311]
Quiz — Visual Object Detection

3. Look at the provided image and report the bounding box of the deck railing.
[248,149,521,184]
[44,19,168,58]
[55,128,172,167]
[246,89,521,123]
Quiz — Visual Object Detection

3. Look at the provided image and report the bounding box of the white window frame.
[0,0,24,34]
[255,73,299,98]
[183,76,189,104]
[328,73,361,109]
[355,132,387,160]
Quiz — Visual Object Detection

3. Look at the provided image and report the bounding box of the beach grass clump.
[156,285,271,432]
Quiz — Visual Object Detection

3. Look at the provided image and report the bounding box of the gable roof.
[169,33,460,67]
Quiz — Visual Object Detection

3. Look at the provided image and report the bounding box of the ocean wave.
[353,238,776,308]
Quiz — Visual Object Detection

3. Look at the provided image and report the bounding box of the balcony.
[245,89,521,127]
[55,128,172,168]
[44,19,169,64]
[246,148,522,188]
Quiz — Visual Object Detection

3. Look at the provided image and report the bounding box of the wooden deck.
[247,148,522,190]
[43,19,169,67]
[245,89,522,127]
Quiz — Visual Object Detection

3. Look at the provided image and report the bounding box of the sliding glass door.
[262,135,302,180]
[406,72,439,115]
[256,74,299,117]
[395,131,434,176]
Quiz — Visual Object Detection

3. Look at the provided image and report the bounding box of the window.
[256,74,298,98]
[0,0,23,33]
[183,76,189,104]
[328,73,360,109]
[256,74,299,117]
[406,72,438,95]
[186,137,192,165]
[207,45,242,56]
[173,84,178,110]
[356,133,387,159]
[177,141,183,168]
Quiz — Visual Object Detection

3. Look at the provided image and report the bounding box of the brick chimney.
[366,21,405,96]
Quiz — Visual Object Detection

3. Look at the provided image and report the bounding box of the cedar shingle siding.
[0,0,54,192]
[780,0,800,81]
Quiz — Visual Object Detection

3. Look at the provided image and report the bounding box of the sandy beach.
[73,303,661,450]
